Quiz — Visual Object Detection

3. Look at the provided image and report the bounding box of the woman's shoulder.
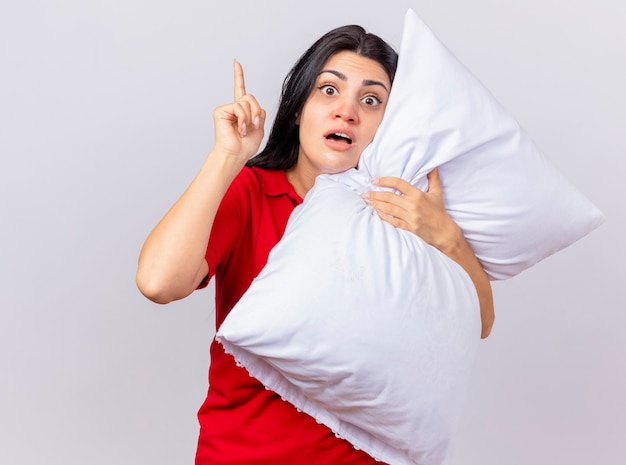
[226,166,263,194]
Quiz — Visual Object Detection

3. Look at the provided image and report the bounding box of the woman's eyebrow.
[363,79,389,93]
[318,69,389,93]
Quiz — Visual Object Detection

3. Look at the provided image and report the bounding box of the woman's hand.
[361,169,458,249]
[361,169,495,338]
[212,60,267,166]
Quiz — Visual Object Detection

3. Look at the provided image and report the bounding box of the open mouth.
[325,132,353,145]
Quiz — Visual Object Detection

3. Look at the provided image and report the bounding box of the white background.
[1,1,624,464]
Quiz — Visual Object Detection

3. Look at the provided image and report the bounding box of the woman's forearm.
[136,151,243,304]
[439,229,495,338]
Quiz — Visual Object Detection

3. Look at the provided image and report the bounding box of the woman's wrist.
[432,218,466,258]
[202,148,248,187]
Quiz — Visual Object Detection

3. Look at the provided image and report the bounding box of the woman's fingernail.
[254,116,260,129]
[240,122,247,137]
[372,178,380,185]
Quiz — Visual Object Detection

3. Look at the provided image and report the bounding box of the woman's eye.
[319,85,337,96]
[362,95,382,107]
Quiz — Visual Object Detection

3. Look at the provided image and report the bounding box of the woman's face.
[296,51,391,176]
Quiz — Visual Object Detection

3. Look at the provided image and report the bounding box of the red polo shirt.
[195,166,384,465]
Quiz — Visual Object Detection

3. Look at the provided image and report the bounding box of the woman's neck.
[285,164,317,199]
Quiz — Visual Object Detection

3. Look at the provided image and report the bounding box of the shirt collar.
[251,166,303,204]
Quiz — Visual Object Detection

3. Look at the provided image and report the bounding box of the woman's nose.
[333,98,359,123]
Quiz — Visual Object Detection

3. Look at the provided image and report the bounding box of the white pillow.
[355,10,605,280]
[219,180,481,465]
[217,8,604,465]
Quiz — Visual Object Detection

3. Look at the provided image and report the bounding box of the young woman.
[137,24,494,465]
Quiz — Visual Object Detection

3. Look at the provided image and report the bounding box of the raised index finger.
[233,60,246,100]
